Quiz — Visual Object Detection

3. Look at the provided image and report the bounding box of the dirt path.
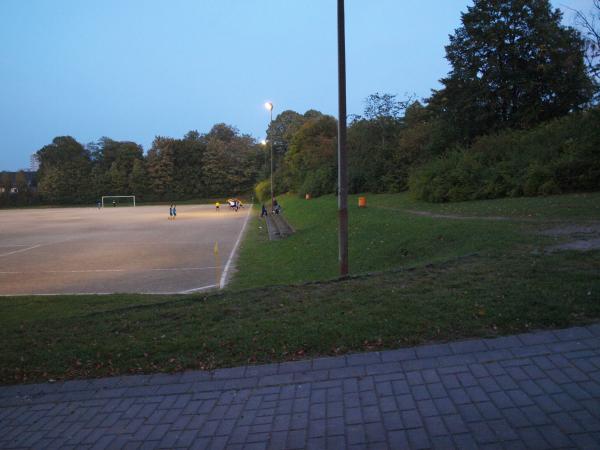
[375,206,600,252]
[375,206,600,224]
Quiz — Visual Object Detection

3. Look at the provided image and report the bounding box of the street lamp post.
[265,101,274,212]
[337,0,349,276]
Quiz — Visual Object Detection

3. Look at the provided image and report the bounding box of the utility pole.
[265,102,274,212]
[337,0,349,276]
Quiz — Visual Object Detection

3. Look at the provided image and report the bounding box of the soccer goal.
[101,196,136,207]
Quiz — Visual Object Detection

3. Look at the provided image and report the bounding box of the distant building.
[0,171,38,194]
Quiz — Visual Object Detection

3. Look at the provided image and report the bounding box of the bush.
[409,109,600,202]
[298,166,336,198]
[254,179,271,203]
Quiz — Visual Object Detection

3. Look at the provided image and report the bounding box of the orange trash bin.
[358,196,367,208]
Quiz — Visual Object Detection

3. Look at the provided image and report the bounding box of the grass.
[231,193,561,289]
[369,191,600,220]
[1,191,599,384]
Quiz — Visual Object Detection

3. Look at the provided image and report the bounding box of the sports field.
[0,204,251,295]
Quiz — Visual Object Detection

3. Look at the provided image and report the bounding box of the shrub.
[254,179,271,203]
[409,109,600,202]
[298,166,336,198]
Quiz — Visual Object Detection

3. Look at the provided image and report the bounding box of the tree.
[283,115,338,196]
[575,0,600,94]
[146,137,175,200]
[431,0,594,141]
[266,110,305,152]
[171,131,206,198]
[0,172,11,207]
[36,136,93,203]
[202,124,262,196]
[347,94,410,192]
[129,158,149,197]
[265,110,324,179]
[14,171,31,205]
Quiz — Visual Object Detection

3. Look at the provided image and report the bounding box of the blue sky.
[0,0,593,170]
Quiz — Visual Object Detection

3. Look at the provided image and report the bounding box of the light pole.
[264,101,274,212]
[337,0,349,276]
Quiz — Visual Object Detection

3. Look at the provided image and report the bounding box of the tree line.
[255,0,599,203]
[26,124,263,205]
[3,0,599,208]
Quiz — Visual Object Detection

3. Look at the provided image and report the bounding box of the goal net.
[101,196,136,207]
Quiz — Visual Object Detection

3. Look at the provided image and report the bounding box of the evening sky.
[0,0,593,170]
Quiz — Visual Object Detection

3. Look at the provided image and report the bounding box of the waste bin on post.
[358,196,367,208]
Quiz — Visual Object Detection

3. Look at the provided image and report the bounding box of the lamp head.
[264,102,273,111]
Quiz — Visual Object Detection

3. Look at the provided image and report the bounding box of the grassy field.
[1,192,599,384]
[231,192,599,289]
[371,191,600,220]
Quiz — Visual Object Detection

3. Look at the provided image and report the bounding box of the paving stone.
[347,352,381,366]
[457,403,484,423]
[307,419,325,438]
[379,396,397,413]
[3,324,600,449]
[572,410,600,432]
[375,381,393,397]
[278,360,312,374]
[406,427,431,449]
[432,397,456,415]
[440,373,461,390]
[401,410,424,429]
[364,422,386,443]
[312,356,346,370]
[416,399,438,418]
[450,339,488,354]
[380,348,417,363]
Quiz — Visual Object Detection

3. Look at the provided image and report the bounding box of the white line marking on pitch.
[0,244,42,257]
[0,266,219,275]
[0,284,219,297]
[178,284,219,294]
[219,205,252,289]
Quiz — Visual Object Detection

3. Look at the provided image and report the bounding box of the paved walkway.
[1,325,599,449]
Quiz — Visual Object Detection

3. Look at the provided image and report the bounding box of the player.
[216,201,220,212]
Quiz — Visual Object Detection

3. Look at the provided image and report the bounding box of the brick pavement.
[1,324,599,449]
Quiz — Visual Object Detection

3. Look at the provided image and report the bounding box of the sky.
[0,0,594,170]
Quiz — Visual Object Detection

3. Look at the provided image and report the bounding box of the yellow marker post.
[214,242,220,287]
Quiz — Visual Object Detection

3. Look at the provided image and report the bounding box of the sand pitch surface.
[0,205,250,295]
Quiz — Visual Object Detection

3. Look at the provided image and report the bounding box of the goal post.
[101,196,136,207]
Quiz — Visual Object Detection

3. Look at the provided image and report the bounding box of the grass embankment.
[232,192,600,289]
[1,192,599,384]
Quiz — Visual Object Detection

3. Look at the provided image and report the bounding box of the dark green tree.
[431,0,594,141]
[283,115,338,196]
[146,137,175,200]
[575,0,600,96]
[266,110,306,166]
[128,158,149,197]
[0,172,11,207]
[348,94,409,192]
[36,136,93,203]
[171,131,207,198]
[14,171,31,205]
[202,124,262,196]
